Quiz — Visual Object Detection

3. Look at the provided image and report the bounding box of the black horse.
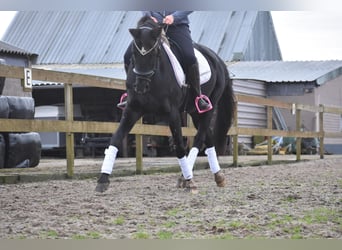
[95,16,235,193]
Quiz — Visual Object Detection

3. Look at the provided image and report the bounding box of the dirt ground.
[0,157,341,239]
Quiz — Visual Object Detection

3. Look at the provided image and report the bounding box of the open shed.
[229,60,342,154]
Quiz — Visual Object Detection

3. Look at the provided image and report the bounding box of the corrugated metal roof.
[3,11,281,65]
[33,60,342,87]
[0,40,37,56]
[228,60,342,85]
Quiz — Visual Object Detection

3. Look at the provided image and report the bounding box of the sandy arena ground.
[0,157,341,239]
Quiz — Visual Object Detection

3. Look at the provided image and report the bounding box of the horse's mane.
[137,16,159,28]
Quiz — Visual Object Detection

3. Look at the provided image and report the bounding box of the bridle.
[133,28,159,56]
[131,26,161,81]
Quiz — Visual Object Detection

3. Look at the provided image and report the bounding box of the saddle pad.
[162,42,211,87]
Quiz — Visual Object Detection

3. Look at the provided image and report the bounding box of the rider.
[118,11,212,113]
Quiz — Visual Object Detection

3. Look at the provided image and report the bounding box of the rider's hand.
[163,15,174,25]
[150,16,158,23]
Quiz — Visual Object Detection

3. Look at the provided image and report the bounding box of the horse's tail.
[214,68,235,155]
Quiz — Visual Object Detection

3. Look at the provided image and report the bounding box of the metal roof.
[228,60,342,85]
[0,40,37,56]
[3,11,281,65]
[33,60,342,87]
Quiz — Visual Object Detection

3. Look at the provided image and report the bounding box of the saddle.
[162,42,211,88]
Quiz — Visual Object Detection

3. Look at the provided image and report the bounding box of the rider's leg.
[166,25,212,114]
[187,62,213,113]
[117,63,129,109]
[117,43,132,109]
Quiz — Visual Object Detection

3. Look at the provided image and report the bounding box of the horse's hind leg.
[95,109,142,193]
[188,113,226,187]
[205,146,226,187]
[202,129,226,187]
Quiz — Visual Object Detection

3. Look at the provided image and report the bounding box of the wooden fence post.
[233,101,239,167]
[187,114,194,149]
[296,106,302,162]
[64,83,74,177]
[267,106,273,165]
[319,104,324,159]
[135,118,143,174]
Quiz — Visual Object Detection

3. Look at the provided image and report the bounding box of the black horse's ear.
[129,28,141,39]
[151,26,163,40]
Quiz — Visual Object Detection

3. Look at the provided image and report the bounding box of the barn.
[2,11,281,107]
[2,11,342,155]
[229,60,342,154]
[1,11,283,155]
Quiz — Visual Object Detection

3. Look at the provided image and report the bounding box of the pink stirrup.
[195,94,213,114]
[117,92,128,110]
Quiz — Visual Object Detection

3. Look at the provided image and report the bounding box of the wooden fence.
[1,65,342,176]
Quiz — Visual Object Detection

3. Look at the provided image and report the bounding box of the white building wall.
[315,76,342,150]
[233,79,266,147]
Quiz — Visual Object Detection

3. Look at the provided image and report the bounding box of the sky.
[0,11,342,61]
[0,11,16,37]
[271,11,342,61]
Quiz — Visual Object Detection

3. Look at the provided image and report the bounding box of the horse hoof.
[214,171,226,187]
[95,182,110,193]
[176,175,186,188]
[95,173,110,193]
[184,179,198,194]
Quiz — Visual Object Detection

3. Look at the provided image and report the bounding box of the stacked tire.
[0,96,41,168]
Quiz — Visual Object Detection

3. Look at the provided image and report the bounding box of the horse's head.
[129,17,163,94]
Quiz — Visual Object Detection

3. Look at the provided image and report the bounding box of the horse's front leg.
[187,111,213,171]
[95,108,142,193]
[168,109,197,193]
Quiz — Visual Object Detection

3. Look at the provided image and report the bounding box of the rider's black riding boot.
[187,62,212,113]
[117,64,129,109]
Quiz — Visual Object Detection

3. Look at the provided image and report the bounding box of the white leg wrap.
[187,147,199,170]
[178,156,193,180]
[100,145,118,175]
[205,147,220,174]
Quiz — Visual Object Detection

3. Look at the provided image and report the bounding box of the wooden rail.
[1,65,342,175]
